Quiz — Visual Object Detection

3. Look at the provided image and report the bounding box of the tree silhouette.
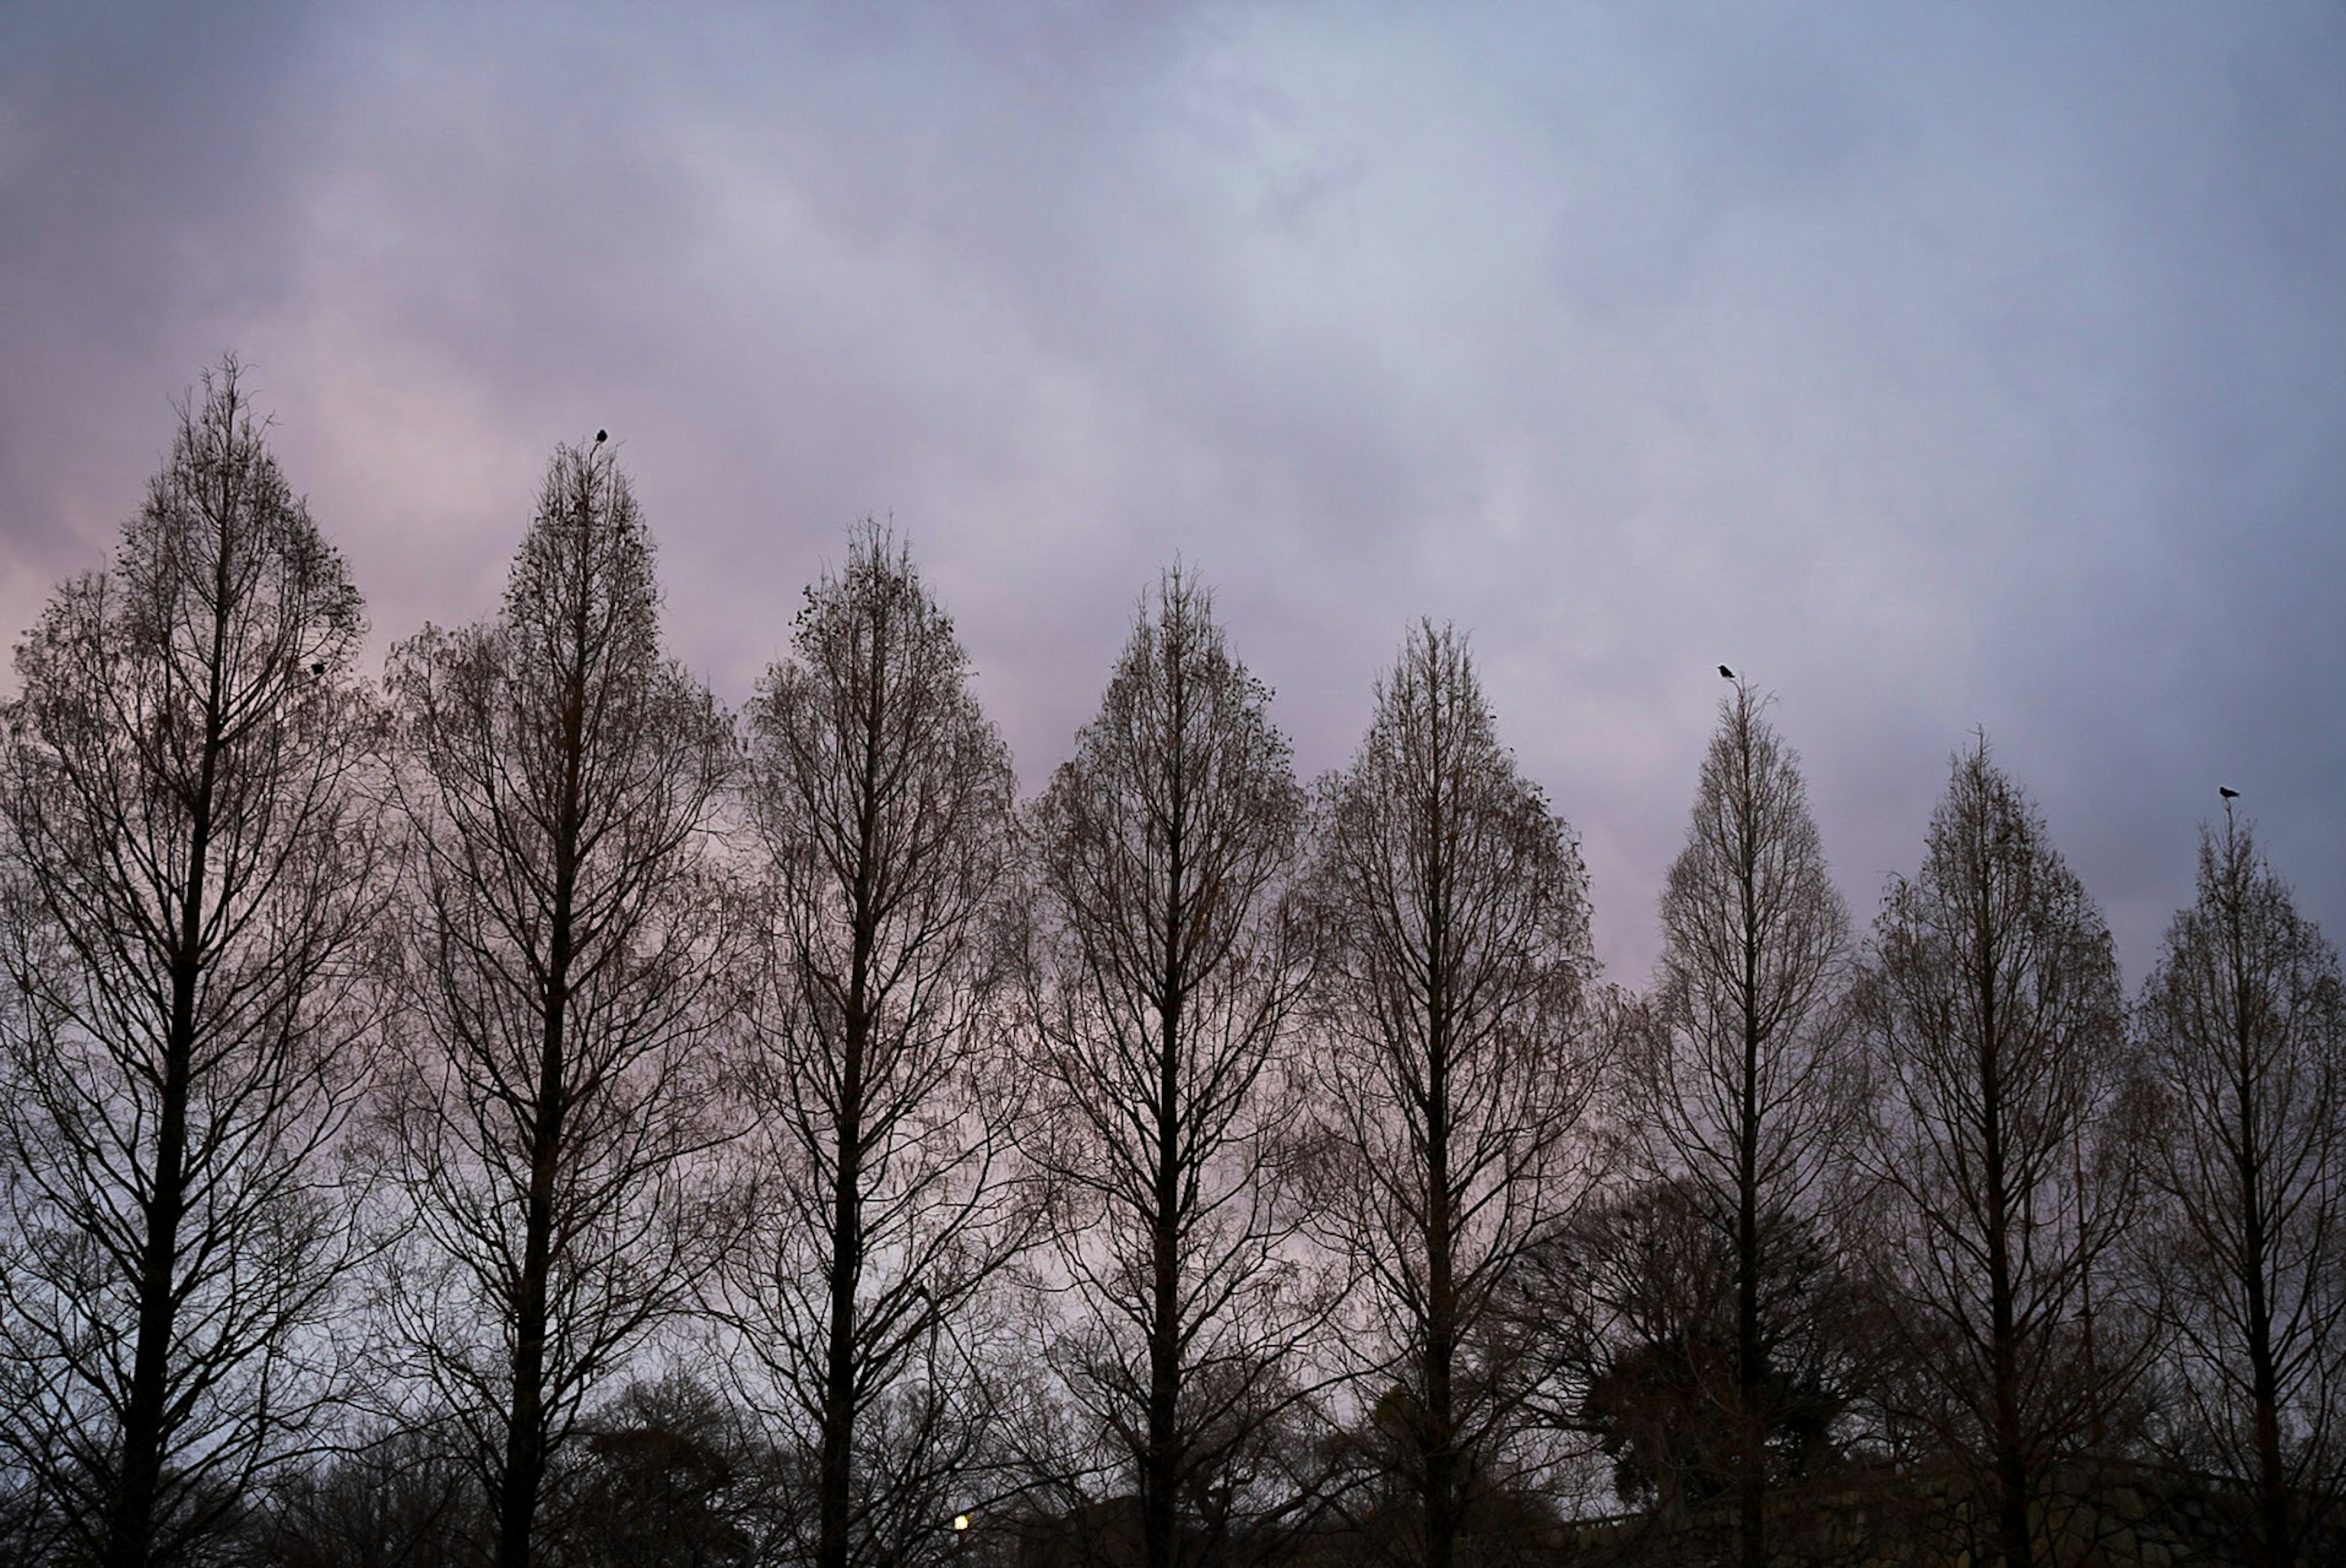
[1623,679,1857,1568]
[1857,739,2136,1568]
[0,359,383,1567]
[1022,567,1323,1568]
[379,439,734,1568]
[729,523,1027,1568]
[1304,621,1604,1568]
[2136,808,2346,1568]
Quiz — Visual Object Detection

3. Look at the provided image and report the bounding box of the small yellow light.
[954,1514,970,1531]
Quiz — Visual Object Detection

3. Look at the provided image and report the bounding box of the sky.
[2,0,2342,986]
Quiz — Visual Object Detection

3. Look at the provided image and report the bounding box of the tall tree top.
[22,356,362,724]
[1656,683,1847,1029]
[1328,619,1591,965]
[1896,738,2113,965]
[1069,565,1293,787]
[502,437,660,677]
[1043,564,1303,899]
[766,519,993,752]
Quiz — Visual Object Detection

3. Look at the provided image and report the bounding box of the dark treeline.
[0,365,2340,1568]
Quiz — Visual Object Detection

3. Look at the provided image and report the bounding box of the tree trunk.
[498,930,572,1568]
[2246,1262,2292,1568]
[497,671,585,1568]
[2237,1034,2293,1566]
[1423,1078,1458,1568]
[1981,998,2033,1568]
[816,674,887,1568]
[106,949,199,1568]
[1422,770,1459,1568]
[1735,781,1767,1568]
[1144,816,1188,1568]
[104,628,224,1568]
[817,1087,864,1568]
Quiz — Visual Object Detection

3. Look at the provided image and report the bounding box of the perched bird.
[310,662,326,676]
[2220,786,2240,800]
[594,428,608,445]
[1718,664,1735,680]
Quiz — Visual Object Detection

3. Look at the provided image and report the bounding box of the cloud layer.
[4,0,2343,982]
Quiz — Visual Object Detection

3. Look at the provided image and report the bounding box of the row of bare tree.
[0,366,2338,1568]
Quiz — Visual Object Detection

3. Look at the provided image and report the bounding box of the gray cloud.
[2,0,2341,982]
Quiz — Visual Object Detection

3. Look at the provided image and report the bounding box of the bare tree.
[728,523,1026,1568]
[1305,621,1603,1568]
[2135,807,2346,1568]
[243,1417,479,1568]
[0,359,383,1567]
[1855,738,2135,1568]
[1022,567,1321,1568]
[1623,679,1855,1568]
[380,438,734,1568]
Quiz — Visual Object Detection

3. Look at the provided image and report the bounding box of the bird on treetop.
[593,429,607,445]
[2220,786,2240,800]
[1718,665,1735,680]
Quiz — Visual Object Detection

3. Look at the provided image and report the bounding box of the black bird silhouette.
[1718,664,1735,680]
[2220,786,2240,800]
[594,429,608,444]
[309,662,325,676]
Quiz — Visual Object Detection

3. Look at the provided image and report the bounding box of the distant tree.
[243,1420,477,1568]
[728,524,1026,1568]
[0,359,382,1568]
[0,1466,59,1568]
[1856,739,2135,1568]
[1622,680,1857,1568]
[1023,567,1322,1568]
[249,1382,777,1568]
[1305,621,1604,1568]
[380,439,734,1568]
[2135,808,2346,1568]
[1513,1176,1870,1533]
[555,1374,772,1568]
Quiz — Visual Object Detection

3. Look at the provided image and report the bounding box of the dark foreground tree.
[1857,740,2135,1568]
[1307,621,1604,1568]
[730,525,1026,1568]
[243,1419,478,1568]
[553,1373,776,1567]
[1024,568,1323,1568]
[381,439,734,1568]
[2136,808,2346,1568]
[1524,1178,1862,1528]
[0,359,382,1567]
[1623,679,1855,1568]
[244,1376,780,1568]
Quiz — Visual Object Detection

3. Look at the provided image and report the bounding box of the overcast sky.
[4,1,2342,985]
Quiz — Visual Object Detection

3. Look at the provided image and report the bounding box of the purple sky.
[4,1,2343,986]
